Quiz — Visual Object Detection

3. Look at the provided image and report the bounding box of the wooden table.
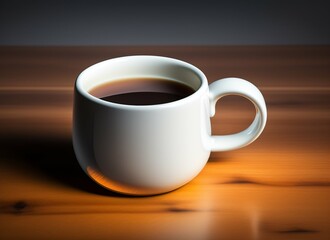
[0,46,329,240]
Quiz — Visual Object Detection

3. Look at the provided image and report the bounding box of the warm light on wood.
[0,46,329,240]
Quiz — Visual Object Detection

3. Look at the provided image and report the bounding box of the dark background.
[1,0,329,45]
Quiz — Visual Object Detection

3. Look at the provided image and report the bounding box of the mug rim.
[75,55,208,110]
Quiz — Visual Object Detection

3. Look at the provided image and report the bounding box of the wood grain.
[0,46,329,240]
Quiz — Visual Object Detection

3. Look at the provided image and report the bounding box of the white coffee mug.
[73,56,267,195]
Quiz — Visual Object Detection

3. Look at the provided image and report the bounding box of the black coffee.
[89,77,195,105]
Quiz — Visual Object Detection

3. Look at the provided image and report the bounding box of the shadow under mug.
[73,55,267,196]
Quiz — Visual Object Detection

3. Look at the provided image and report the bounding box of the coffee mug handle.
[208,77,267,151]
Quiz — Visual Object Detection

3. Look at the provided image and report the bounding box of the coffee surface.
[89,78,195,105]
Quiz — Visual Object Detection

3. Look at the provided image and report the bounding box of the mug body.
[73,56,211,195]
